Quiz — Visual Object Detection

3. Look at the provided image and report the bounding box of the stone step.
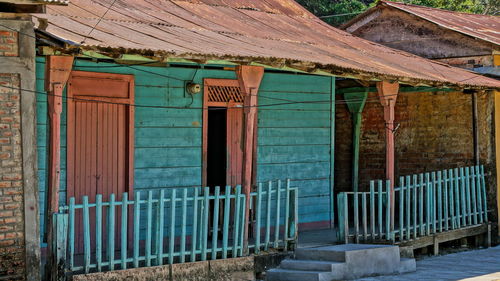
[280,259,346,272]
[266,268,334,281]
[268,244,417,280]
[295,247,346,262]
[268,244,417,281]
[399,257,417,274]
[295,244,400,264]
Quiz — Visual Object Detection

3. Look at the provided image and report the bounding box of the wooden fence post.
[51,213,68,281]
[337,193,348,243]
[290,188,299,249]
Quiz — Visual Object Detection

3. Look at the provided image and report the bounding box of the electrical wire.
[0,82,397,111]
[60,59,168,68]
[0,22,492,88]
[80,0,118,44]
[1,23,188,82]
[319,11,365,18]
[0,22,491,110]
[76,53,186,82]
[0,83,483,116]
[0,84,337,110]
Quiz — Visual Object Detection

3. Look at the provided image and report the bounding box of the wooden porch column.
[236,65,264,253]
[376,81,399,232]
[45,55,74,216]
[493,54,500,235]
[494,55,500,235]
[44,55,73,281]
[344,90,368,192]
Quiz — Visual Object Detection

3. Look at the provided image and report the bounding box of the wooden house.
[342,0,500,238]
[342,0,499,76]
[1,0,500,279]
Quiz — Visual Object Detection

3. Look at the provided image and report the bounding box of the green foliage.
[295,0,369,26]
[399,0,498,14]
[296,0,498,27]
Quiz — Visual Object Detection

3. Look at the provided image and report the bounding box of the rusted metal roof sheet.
[32,0,500,89]
[381,1,500,46]
[3,0,69,4]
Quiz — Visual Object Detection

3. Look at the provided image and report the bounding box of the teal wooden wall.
[36,57,335,238]
[257,74,334,228]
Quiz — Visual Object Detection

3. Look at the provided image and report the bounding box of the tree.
[402,0,499,14]
[295,0,369,26]
[296,0,498,27]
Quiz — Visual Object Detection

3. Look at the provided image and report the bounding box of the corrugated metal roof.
[32,0,500,89]
[381,1,500,46]
[2,0,69,4]
[39,0,69,3]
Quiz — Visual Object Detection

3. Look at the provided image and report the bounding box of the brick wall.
[0,73,25,280]
[0,31,19,57]
[335,90,493,193]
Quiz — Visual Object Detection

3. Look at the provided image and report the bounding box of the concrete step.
[340,244,401,279]
[280,259,346,272]
[399,258,417,274]
[266,268,334,281]
[295,244,400,265]
[268,244,414,280]
[295,247,346,262]
[267,244,417,280]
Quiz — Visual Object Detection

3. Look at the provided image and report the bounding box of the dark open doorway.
[207,107,227,189]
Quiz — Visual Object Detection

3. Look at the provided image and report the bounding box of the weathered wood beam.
[494,91,500,236]
[236,65,264,254]
[472,91,479,166]
[337,86,455,94]
[344,8,382,33]
[330,78,336,228]
[44,55,73,281]
[377,81,399,233]
[399,224,488,250]
[45,55,73,215]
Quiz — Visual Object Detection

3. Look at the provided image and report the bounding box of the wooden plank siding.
[36,57,335,241]
[256,73,334,229]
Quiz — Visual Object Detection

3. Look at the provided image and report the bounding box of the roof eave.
[379,1,499,46]
[37,42,499,92]
[340,4,383,32]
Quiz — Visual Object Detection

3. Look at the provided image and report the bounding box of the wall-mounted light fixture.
[186,82,201,95]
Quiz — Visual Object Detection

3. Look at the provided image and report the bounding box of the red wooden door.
[67,71,134,252]
[69,102,129,200]
[226,102,244,187]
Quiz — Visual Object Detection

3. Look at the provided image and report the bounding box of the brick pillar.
[0,73,24,279]
[0,30,19,57]
[0,17,39,281]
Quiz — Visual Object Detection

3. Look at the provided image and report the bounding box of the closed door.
[69,102,130,201]
[67,71,134,252]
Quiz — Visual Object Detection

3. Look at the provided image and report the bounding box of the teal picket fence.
[53,180,298,274]
[337,165,488,243]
